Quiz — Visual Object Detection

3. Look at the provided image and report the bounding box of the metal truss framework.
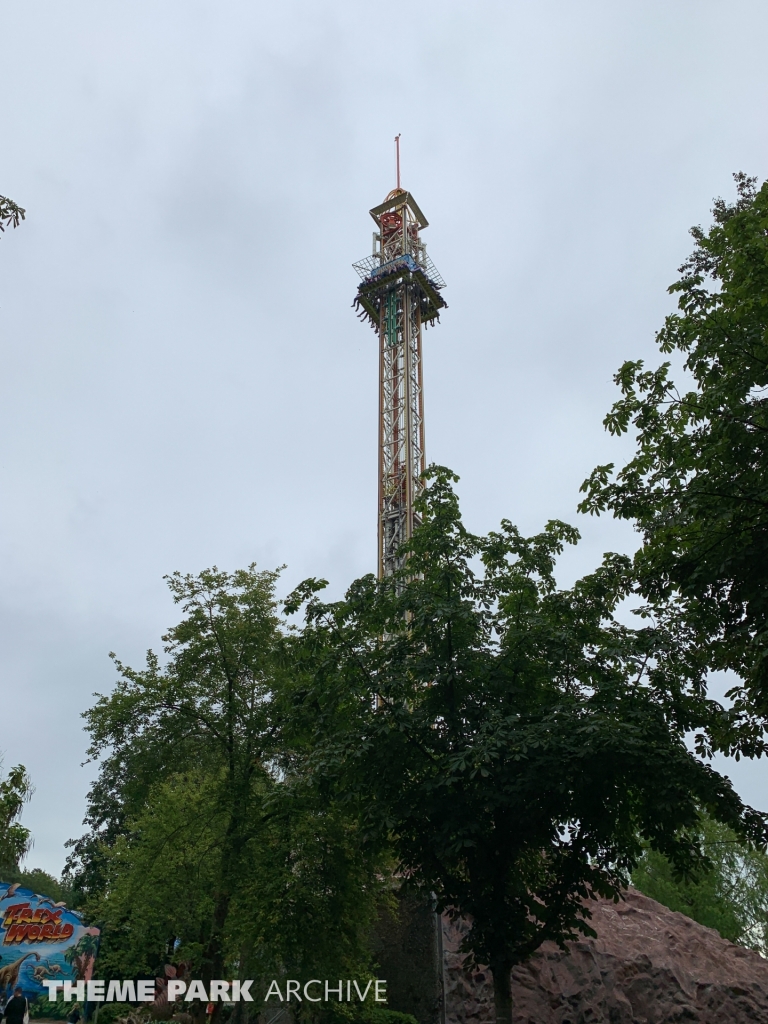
[353,189,447,579]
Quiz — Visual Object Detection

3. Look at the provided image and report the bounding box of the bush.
[366,1012,419,1024]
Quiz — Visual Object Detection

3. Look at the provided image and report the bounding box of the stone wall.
[439,889,768,1024]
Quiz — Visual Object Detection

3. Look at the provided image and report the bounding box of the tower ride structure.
[353,185,447,578]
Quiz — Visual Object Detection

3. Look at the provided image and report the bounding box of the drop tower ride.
[353,143,447,578]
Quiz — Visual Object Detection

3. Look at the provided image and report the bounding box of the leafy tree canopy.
[0,760,33,878]
[0,195,24,233]
[580,173,768,743]
[7,868,72,906]
[68,566,283,905]
[285,467,767,1024]
[68,567,386,1009]
[633,811,768,955]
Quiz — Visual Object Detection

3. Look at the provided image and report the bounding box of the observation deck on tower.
[353,189,447,330]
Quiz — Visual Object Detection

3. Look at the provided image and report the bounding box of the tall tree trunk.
[202,799,250,1024]
[491,962,514,1024]
[201,889,231,1024]
[203,888,231,979]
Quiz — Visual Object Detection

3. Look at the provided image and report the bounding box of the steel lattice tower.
[353,183,447,578]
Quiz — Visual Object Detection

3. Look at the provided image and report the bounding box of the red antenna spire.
[395,134,401,190]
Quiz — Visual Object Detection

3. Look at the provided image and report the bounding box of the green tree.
[7,868,73,905]
[84,769,226,979]
[286,467,767,1024]
[69,566,282,992]
[70,567,385,1010]
[0,195,24,233]
[0,761,33,877]
[633,812,768,954]
[579,173,768,746]
[88,763,383,990]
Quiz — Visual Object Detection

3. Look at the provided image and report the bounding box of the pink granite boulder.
[441,889,768,1024]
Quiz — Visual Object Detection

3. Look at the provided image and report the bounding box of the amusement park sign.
[0,883,100,1005]
[2,901,76,945]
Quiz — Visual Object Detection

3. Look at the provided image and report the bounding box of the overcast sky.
[2,0,768,877]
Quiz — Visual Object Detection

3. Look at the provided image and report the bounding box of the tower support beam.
[353,187,446,577]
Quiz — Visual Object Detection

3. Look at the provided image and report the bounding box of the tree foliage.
[69,567,283,980]
[0,761,33,877]
[1,867,73,907]
[0,195,25,233]
[633,812,768,955]
[68,567,385,1010]
[285,467,766,1024]
[580,173,768,742]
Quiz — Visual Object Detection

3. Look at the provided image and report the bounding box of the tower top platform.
[369,190,429,231]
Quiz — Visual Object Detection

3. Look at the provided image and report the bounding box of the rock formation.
[440,889,768,1024]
